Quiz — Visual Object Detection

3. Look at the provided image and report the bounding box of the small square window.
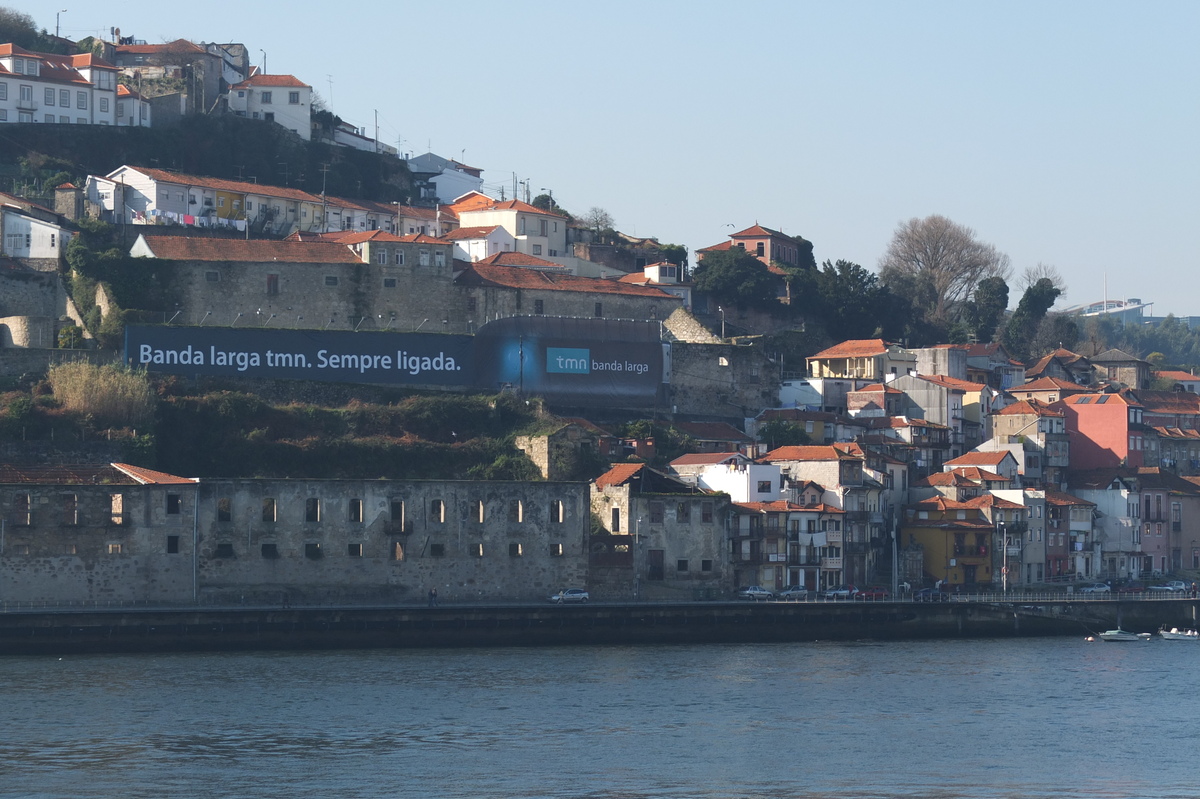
[429,543,445,557]
[470,543,483,557]
[215,542,235,558]
[677,559,689,572]
[261,543,279,558]
[108,543,122,554]
[324,276,339,287]
[701,559,714,572]
[509,542,523,557]
[305,543,322,559]
[551,543,564,556]
[166,494,181,515]
[166,535,180,554]
[348,543,363,557]
[383,277,397,288]
[206,270,220,282]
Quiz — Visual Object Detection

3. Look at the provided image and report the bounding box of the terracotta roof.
[1043,490,1095,507]
[111,463,198,484]
[1061,393,1140,407]
[909,496,978,511]
[883,417,950,430]
[115,39,206,56]
[394,205,442,220]
[1151,427,1200,440]
[729,224,794,240]
[674,421,751,442]
[0,464,140,485]
[944,451,1012,467]
[808,339,893,359]
[135,236,361,263]
[994,398,1063,417]
[696,240,733,254]
[852,383,902,394]
[1135,390,1200,415]
[117,84,146,100]
[1092,348,1146,364]
[1155,370,1200,383]
[914,472,980,488]
[761,445,859,462]
[917,374,987,391]
[594,463,644,488]
[1014,377,1087,393]
[474,252,565,269]
[963,494,1025,510]
[951,466,1007,482]
[734,500,841,513]
[669,453,751,467]
[231,74,311,89]
[557,417,612,436]
[115,166,323,205]
[443,225,500,240]
[456,263,675,298]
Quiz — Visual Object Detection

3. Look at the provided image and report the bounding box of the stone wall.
[0,348,112,377]
[669,342,781,419]
[0,269,63,318]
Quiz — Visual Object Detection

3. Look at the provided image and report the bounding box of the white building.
[116,84,151,127]
[0,45,118,126]
[226,74,312,140]
[0,205,69,259]
[444,225,517,262]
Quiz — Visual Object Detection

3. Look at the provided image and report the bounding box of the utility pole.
[319,163,330,232]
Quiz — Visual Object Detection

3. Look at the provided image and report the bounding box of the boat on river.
[1159,627,1200,641]
[1097,629,1150,642]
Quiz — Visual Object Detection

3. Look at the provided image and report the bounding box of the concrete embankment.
[1,600,1196,656]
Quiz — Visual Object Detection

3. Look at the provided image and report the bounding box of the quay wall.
[1,599,1196,656]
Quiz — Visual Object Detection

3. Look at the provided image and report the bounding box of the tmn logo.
[546,347,590,374]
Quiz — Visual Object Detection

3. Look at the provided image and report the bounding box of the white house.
[405,153,484,204]
[617,261,693,308]
[226,74,312,140]
[444,225,517,262]
[1,205,70,259]
[115,84,151,127]
[668,452,782,503]
[456,199,568,260]
[0,45,118,126]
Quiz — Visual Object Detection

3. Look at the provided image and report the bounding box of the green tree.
[757,420,811,449]
[530,193,570,218]
[962,276,1009,342]
[692,248,779,309]
[1001,278,1062,362]
[658,244,688,268]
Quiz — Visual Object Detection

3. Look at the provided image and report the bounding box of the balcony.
[16,98,37,111]
[825,529,844,544]
[821,556,843,570]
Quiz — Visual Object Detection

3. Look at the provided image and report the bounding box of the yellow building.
[901,496,994,588]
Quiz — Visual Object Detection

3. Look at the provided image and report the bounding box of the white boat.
[1098,629,1148,642]
[1159,627,1200,641]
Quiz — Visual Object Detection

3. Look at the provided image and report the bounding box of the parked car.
[1148,581,1188,593]
[1077,582,1111,594]
[737,585,775,601]
[855,586,890,601]
[822,585,858,600]
[1116,582,1146,594]
[914,587,949,602]
[549,588,590,604]
[777,585,809,601]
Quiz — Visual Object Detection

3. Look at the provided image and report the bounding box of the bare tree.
[1020,262,1068,296]
[581,206,615,232]
[878,215,1011,326]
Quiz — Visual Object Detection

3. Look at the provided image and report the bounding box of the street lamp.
[718,305,726,339]
[56,9,67,39]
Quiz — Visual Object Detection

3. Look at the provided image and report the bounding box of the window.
[261,543,279,558]
[611,506,621,532]
[431,499,445,523]
[649,501,664,524]
[677,502,690,522]
[12,493,30,525]
[20,84,32,102]
[305,498,321,522]
[551,500,564,524]
[215,543,235,558]
[217,197,225,209]
[205,270,220,282]
[758,480,772,494]
[217,497,232,522]
[470,543,483,557]
[467,297,477,313]
[677,559,689,572]
[266,274,279,295]
[551,543,564,556]
[472,499,485,523]
[429,543,445,557]
[376,250,388,264]
[77,91,87,109]
[594,302,603,317]
[99,97,108,113]
[349,498,363,523]
[166,494,181,515]
[383,277,397,288]
[518,217,527,235]
[324,275,339,287]
[61,495,78,525]
[391,499,405,528]
[392,542,405,561]
[532,244,543,255]
[395,251,405,265]
[702,502,713,523]
[108,543,122,555]
[45,87,55,105]
[419,249,430,266]
[509,542,523,557]
[260,91,273,104]
[167,535,180,554]
[434,250,445,267]
[509,500,524,523]
[262,498,277,522]
[289,91,300,104]
[0,84,6,101]
[534,299,544,315]
[348,543,363,557]
[702,559,713,572]
[305,542,322,559]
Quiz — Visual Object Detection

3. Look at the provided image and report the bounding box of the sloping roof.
[594,463,644,488]
[951,466,1007,482]
[557,417,612,436]
[231,74,311,89]
[115,166,323,205]
[761,445,858,463]
[963,494,1025,510]
[674,421,751,442]
[1014,376,1087,393]
[1133,390,1200,415]
[0,464,138,485]
[1044,490,1095,507]
[474,252,566,269]
[114,39,206,56]
[733,500,841,513]
[1092,348,1147,364]
[111,463,198,484]
[1155,370,1200,383]
[134,235,361,263]
[1061,393,1140,408]
[443,225,501,241]
[852,383,903,394]
[994,398,1063,417]
[944,451,1013,468]
[455,198,567,219]
[808,339,892,359]
[669,452,751,467]
[456,263,674,298]
[729,223,794,240]
[917,374,987,391]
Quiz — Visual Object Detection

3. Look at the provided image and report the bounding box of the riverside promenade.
[2,596,1197,655]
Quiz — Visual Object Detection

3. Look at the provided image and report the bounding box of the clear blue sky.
[14,0,1200,314]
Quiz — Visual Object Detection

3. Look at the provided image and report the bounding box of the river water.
[1,637,1196,799]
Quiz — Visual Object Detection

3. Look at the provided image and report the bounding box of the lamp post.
[56,9,67,39]
[718,305,726,339]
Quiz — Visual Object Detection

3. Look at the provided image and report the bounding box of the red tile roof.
[474,252,564,268]
[809,339,893,359]
[1155,370,1200,383]
[1061,393,1140,407]
[117,166,323,205]
[135,236,361,263]
[1043,490,1094,507]
[994,398,1063,417]
[963,494,1025,510]
[1014,377,1087,392]
[760,445,859,462]
[944,451,1012,467]
[917,374,987,391]
[734,500,841,513]
[111,463,198,484]
[1136,390,1200,415]
[950,466,1007,482]
[115,39,206,56]
[231,74,311,89]
[674,421,751,442]
[443,226,501,240]
[594,463,644,488]
[456,263,675,298]
[669,453,751,467]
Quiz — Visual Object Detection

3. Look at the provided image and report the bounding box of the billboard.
[125,317,666,407]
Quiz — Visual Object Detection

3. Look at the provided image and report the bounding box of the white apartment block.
[226,74,312,141]
[0,44,118,126]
